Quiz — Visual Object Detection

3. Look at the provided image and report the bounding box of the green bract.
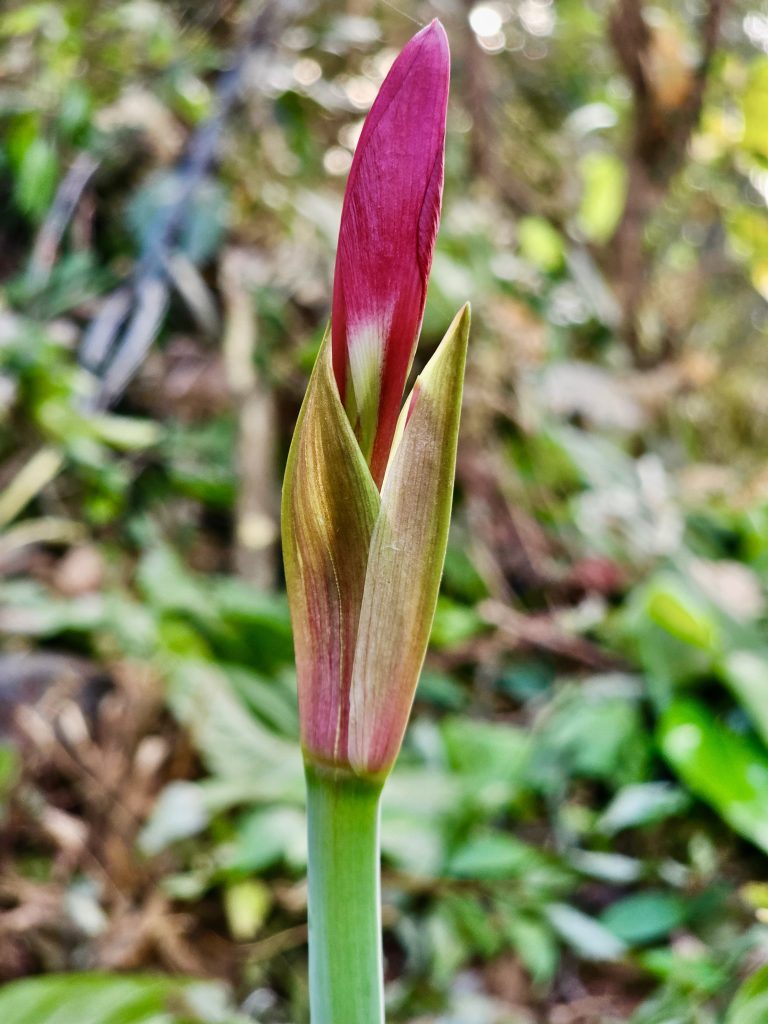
[282,304,470,779]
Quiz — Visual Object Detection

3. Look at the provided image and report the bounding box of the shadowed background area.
[1,1,768,1021]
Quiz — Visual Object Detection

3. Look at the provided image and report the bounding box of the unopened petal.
[332,20,450,486]
[348,304,470,776]
[282,330,381,767]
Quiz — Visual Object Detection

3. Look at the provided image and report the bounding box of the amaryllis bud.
[283,307,469,778]
[331,19,449,487]
[282,21,467,782]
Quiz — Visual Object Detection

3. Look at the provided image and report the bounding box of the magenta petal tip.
[331,19,450,487]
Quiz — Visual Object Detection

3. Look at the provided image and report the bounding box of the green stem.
[305,764,385,1024]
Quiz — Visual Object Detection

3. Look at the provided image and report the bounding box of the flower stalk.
[306,767,384,1024]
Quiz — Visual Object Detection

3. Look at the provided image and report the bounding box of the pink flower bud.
[331,20,450,487]
[283,22,467,782]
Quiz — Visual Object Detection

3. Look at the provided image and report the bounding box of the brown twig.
[607,0,728,365]
[480,600,626,672]
[220,248,279,589]
[243,923,309,962]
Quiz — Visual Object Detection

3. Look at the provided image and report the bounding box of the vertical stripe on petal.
[346,309,390,462]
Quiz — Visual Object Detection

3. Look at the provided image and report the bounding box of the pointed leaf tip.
[349,305,470,776]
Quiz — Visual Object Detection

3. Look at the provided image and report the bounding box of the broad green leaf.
[137,544,213,620]
[546,903,626,961]
[14,137,58,221]
[442,716,530,783]
[228,806,306,873]
[443,893,503,959]
[282,328,380,766]
[0,4,63,35]
[126,172,228,265]
[502,914,559,986]
[89,413,162,450]
[165,659,303,801]
[441,715,531,810]
[569,850,643,883]
[58,82,93,142]
[577,151,626,243]
[727,965,768,1024]
[138,781,209,854]
[742,58,768,161]
[0,973,243,1024]
[379,812,444,875]
[430,595,485,649]
[224,664,298,738]
[426,907,469,988]
[625,572,721,697]
[447,831,572,897]
[641,947,729,996]
[645,575,720,651]
[382,765,462,875]
[659,699,768,854]
[162,420,236,508]
[348,305,470,775]
[600,891,687,947]
[447,832,542,880]
[224,879,272,940]
[0,743,19,795]
[531,680,649,790]
[518,216,564,273]
[721,650,768,746]
[210,579,294,674]
[415,668,467,710]
[598,782,690,834]
[727,207,768,269]
[442,543,489,603]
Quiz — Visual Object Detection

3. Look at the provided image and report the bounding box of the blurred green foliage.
[2,0,768,1022]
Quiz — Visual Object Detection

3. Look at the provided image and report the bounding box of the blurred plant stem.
[0,446,64,530]
[305,765,384,1024]
[221,249,278,589]
[607,0,726,365]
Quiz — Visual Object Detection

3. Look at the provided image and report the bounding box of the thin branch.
[607,0,729,365]
[26,152,99,289]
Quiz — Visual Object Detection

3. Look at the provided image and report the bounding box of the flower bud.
[282,22,467,780]
[283,307,469,777]
[331,20,450,487]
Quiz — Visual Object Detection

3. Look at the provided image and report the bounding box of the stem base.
[306,765,384,1024]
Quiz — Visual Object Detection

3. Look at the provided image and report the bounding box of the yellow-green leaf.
[224,879,272,940]
[348,305,470,776]
[281,330,380,767]
[577,151,627,244]
[742,58,768,161]
[659,699,768,855]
